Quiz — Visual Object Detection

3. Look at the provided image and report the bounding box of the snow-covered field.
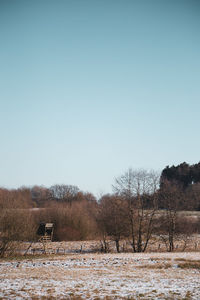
[0,252,200,299]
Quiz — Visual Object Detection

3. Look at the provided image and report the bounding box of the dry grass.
[137,262,172,269]
[1,252,200,299]
[173,258,200,269]
[149,257,172,261]
[4,233,200,257]
[178,261,200,269]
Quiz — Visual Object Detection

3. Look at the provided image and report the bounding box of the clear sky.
[0,0,200,196]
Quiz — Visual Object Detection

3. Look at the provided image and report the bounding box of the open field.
[1,252,200,299]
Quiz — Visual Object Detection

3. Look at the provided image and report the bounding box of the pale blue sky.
[0,0,200,195]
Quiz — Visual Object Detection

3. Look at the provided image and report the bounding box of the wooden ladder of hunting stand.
[37,223,54,242]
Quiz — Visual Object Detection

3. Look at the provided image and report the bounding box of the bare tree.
[97,194,129,253]
[113,169,159,252]
[158,180,184,252]
[0,187,37,257]
[0,209,37,257]
[49,184,79,205]
[31,185,50,207]
[0,187,32,209]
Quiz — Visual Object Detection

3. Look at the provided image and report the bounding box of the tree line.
[1,162,200,257]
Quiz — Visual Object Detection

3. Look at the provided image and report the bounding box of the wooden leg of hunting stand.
[41,239,46,254]
[24,242,33,256]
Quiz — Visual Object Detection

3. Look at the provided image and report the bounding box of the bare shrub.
[0,209,37,257]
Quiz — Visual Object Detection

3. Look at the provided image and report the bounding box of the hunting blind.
[37,223,54,242]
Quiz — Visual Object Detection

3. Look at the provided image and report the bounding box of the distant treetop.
[160,162,200,189]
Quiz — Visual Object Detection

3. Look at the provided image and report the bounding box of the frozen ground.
[0,252,200,299]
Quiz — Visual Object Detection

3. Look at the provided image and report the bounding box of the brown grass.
[149,257,172,261]
[137,262,172,269]
[172,258,200,269]
[178,261,200,269]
